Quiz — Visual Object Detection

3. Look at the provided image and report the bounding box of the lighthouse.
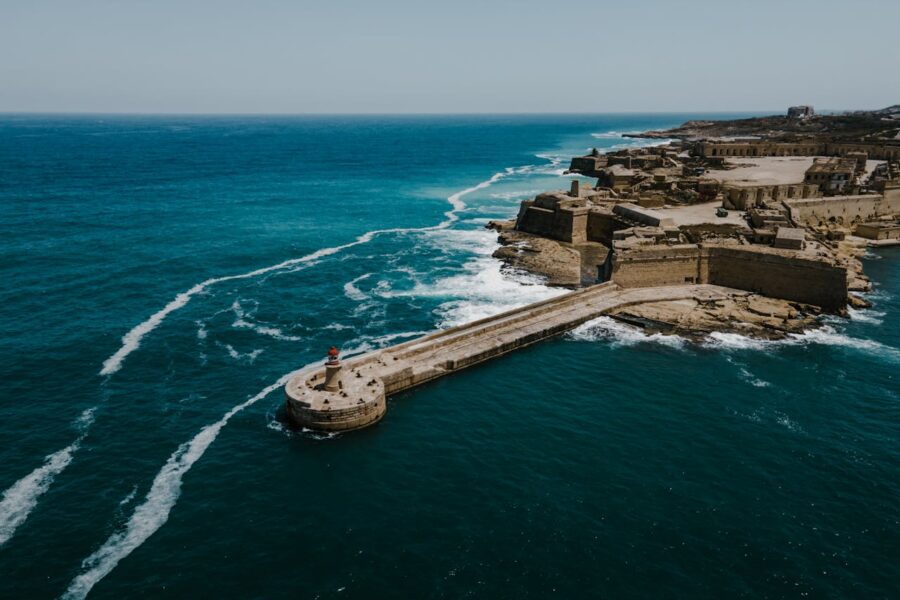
[323,346,342,392]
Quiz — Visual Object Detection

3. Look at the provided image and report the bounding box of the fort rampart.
[784,186,900,225]
[609,244,847,311]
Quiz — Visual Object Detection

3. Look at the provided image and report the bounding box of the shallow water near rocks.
[0,114,898,598]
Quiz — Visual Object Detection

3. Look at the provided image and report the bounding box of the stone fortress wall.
[698,141,900,161]
[723,183,820,210]
[784,185,900,225]
[515,192,849,310]
[608,244,848,311]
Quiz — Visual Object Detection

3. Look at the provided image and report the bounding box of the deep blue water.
[0,114,898,599]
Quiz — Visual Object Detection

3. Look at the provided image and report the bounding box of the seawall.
[285,283,739,431]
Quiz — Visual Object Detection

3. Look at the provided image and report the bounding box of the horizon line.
[0,109,808,118]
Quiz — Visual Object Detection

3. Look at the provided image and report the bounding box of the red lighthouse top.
[327,346,340,362]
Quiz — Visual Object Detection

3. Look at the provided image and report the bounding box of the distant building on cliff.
[787,105,815,119]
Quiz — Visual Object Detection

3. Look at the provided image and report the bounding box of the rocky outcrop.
[608,293,821,340]
[488,220,583,287]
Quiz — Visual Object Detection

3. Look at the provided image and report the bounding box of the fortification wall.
[515,202,587,243]
[723,183,819,210]
[610,245,706,287]
[698,141,900,160]
[784,193,900,225]
[708,247,847,311]
[825,143,900,161]
[610,244,846,310]
[586,211,627,245]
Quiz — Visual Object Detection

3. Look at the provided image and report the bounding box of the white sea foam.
[0,408,95,547]
[703,331,773,351]
[217,343,264,363]
[739,368,771,388]
[59,376,291,600]
[99,166,529,376]
[343,273,372,302]
[118,486,137,507]
[568,316,687,349]
[379,224,569,327]
[65,337,385,599]
[231,300,303,342]
[705,325,900,362]
[376,246,566,328]
[774,412,804,433]
[847,307,885,325]
[590,131,623,139]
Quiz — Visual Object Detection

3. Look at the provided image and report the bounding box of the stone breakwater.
[286,283,745,431]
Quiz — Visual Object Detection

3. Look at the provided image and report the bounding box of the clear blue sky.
[2,0,897,114]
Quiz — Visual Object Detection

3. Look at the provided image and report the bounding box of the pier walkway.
[285,283,738,431]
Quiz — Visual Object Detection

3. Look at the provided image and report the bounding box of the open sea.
[0,114,898,599]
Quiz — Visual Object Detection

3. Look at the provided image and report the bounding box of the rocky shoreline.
[487,218,833,341]
[483,108,900,342]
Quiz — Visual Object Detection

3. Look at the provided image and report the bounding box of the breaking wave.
[0,408,95,547]
[570,317,900,363]
[568,316,687,349]
[99,165,539,377]
[847,307,885,325]
[705,326,900,362]
[376,226,566,327]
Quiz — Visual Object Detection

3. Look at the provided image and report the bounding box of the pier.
[285,283,740,431]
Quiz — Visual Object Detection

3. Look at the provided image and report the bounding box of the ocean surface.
[0,114,898,599]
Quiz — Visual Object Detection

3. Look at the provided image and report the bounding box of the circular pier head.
[285,348,386,432]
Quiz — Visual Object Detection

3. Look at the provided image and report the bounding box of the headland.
[287,106,900,432]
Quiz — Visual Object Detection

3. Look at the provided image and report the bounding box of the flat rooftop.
[706,157,815,186]
[775,227,806,241]
[658,201,748,227]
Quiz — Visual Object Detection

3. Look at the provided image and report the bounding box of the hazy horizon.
[3,0,898,114]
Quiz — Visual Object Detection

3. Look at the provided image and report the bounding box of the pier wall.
[286,283,739,432]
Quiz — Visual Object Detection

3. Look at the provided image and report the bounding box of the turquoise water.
[1,114,898,599]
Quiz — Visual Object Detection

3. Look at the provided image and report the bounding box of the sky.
[1,0,898,114]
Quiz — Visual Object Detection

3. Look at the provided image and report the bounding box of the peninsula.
[286,106,900,432]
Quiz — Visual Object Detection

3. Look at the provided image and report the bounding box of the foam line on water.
[99,166,534,377]
[231,300,303,342]
[64,335,401,598]
[60,374,295,600]
[343,273,372,301]
[0,409,95,547]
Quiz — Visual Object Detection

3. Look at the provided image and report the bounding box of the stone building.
[804,158,856,195]
[696,140,900,161]
[721,182,819,210]
[773,227,806,250]
[854,221,900,241]
[787,105,815,119]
